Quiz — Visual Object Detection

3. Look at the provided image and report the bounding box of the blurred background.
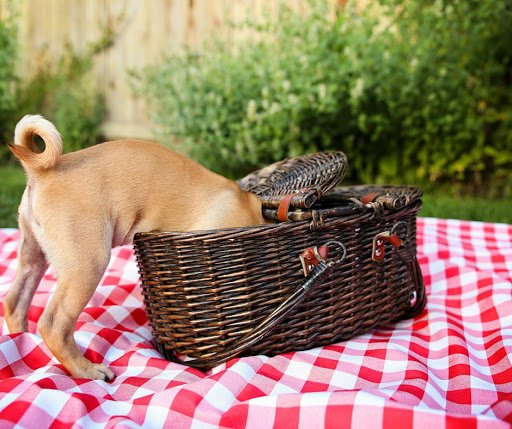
[1,0,511,226]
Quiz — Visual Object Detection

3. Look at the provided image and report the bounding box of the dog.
[3,115,267,381]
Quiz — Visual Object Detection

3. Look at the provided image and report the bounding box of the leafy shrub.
[16,43,109,154]
[355,0,512,196]
[0,3,113,161]
[0,1,18,146]
[138,0,512,196]
[138,2,349,177]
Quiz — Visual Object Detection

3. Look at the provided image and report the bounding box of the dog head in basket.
[3,114,270,381]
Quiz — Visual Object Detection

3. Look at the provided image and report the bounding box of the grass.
[420,193,512,224]
[0,164,25,227]
[0,164,511,228]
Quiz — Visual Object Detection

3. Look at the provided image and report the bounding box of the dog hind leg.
[37,236,115,381]
[4,217,48,333]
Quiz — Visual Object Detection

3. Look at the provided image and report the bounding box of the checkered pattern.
[0,218,511,428]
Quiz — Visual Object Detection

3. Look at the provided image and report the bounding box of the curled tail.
[9,115,63,171]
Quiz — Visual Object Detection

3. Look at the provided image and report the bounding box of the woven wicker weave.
[134,153,426,369]
[238,151,347,195]
[238,151,348,210]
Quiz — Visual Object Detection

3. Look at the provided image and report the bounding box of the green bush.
[16,43,108,153]
[0,2,112,161]
[0,1,18,146]
[138,0,512,196]
[358,0,512,196]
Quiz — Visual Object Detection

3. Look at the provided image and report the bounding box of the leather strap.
[300,245,329,276]
[277,194,295,222]
[360,192,383,204]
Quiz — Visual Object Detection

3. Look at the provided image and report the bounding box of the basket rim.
[134,184,423,242]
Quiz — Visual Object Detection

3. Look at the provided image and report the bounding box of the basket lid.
[237,151,348,210]
[262,185,423,223]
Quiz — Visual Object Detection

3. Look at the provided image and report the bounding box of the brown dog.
[4,115,266,381]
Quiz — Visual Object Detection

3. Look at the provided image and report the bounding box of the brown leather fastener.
[360,192,383,205]
[372,231,404,262]
[300,245,329,276]
[277,194,295,222]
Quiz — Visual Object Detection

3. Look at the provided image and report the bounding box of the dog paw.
[72,363,116,381]
[66,360,116,381]
[90,364,116,382]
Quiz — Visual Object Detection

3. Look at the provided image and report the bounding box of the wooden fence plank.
[16,0,343,139]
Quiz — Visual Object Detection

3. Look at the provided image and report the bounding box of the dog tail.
[8,115,63,171]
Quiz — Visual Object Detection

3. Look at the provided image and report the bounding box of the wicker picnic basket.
[134,152,426,369]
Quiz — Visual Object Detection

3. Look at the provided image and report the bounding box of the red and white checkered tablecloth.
[0,218,510,428]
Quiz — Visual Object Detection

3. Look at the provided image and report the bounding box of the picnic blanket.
[0,217,510,428]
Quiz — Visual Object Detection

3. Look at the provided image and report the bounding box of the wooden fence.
[16,0,317,139]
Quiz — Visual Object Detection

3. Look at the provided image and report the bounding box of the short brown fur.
[4,114,267,381]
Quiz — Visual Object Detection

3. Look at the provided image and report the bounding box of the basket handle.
[208,235,426,366]
[371,223,427,318]
[396,243,427,318]
[165,243,345,370]
[160,234,425,370]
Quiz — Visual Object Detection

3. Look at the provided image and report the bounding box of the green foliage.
[138,0,512,196]
[0,3,114,161]
[0,1,18,146]
[0,164,25,227]
[358,0,512,196]
[16,43,109,154]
